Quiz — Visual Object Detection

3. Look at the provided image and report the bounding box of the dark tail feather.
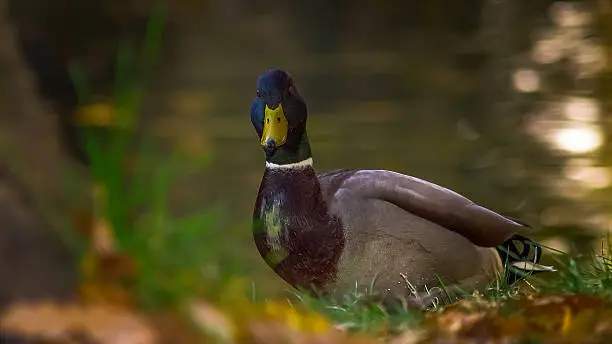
[497,234,555,285]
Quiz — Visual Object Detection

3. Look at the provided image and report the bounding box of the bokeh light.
[552,124,603,154]
[564,97,600,122]
[513,68,540,92]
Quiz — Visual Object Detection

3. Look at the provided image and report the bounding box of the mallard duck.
[250,70,553,306]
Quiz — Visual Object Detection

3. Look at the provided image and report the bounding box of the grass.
[542,252,612,298]
[285,250,612,343]
[294,286,424,336]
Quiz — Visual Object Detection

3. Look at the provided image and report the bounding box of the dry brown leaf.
[594,315,612,336]
[188,299,237,342]
[0,301,156,344]
[245,321,372,344]
[96,253,139,281]
[150,311,204,344]
[521,294,607,313]
[437,310,486,334]
[389,329,426,344]
[78,250,138,308]
[79,282,135,308]
[428,294,612,343]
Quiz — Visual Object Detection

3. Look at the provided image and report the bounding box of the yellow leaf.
[217,277,259,322]
[561,306,572,335]
[262,300,331,334]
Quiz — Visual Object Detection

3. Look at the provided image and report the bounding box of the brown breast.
[252,167,345,293]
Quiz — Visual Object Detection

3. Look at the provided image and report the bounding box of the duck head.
[250,70,312,165]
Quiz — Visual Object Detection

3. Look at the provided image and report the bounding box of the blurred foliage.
[62,2,247,313]
[6,252,612,343]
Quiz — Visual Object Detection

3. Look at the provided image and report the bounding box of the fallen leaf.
[188,299,236,343]
[245,321,367,344]
[0,301,156,344]
[389,329,426,344]
[262,300,331,334]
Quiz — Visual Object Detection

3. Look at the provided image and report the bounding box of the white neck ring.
[265,157,313,169]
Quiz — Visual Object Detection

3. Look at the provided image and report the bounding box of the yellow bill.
[261,104,289,148]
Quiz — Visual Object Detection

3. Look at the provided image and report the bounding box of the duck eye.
[256,90,262,98]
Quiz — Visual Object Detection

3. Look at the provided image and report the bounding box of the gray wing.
[318,169,526,247]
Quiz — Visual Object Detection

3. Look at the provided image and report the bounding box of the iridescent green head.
[250,70,311,165]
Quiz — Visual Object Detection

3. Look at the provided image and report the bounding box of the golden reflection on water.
[564,159,611,189]
[552,124,603,154]
[517,1,612,246]
[564,97,600,122]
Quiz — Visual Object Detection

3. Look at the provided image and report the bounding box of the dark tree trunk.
[0,0,78,314]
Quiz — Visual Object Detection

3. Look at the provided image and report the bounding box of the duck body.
[250,70,549,305]
[254,164,519,302]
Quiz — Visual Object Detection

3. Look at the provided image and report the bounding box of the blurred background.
[0,0,611,308]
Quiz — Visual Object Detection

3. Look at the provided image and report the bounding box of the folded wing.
[334,170,527,247]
